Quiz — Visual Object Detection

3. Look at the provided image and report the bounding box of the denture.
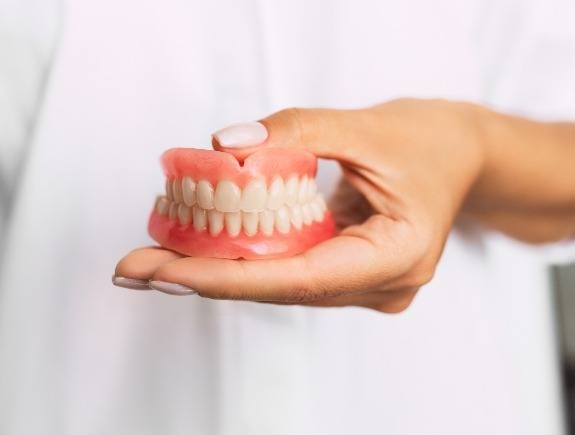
[148,147,335,259]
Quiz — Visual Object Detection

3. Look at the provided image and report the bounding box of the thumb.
[212,108,361,162]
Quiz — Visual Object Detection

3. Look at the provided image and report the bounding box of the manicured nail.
[212,121,268,148]
[112,275,151,290]
[149,280,197,296]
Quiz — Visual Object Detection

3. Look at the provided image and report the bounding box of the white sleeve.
[476,0,575,263]
[0,1,60,244]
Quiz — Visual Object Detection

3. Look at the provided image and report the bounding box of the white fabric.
[1,0,574,434]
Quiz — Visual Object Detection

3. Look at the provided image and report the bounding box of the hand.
[115,98,488,312]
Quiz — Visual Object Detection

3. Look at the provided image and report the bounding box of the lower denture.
[148,147,335,259]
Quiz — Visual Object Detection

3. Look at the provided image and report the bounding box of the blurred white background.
[1,0,575,434]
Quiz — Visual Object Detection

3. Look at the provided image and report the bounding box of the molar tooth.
[302,203,313,225]
[225,211,241,237]
[165,179,174,200]
[156,197,169,215]
[242,211,259,236]
[208,209,224,236]
[178,204,192,225]
[298,175,309,204]
[310,200,324,222]
[182,177,196,206]
[240,179,267,211]
[168,202,178,220]
[215,180,241,212]
[197,180,215,210]
[193,206,207,231]
[275,206,291,234]
[289,204,303,230]
[266,177,285,210]
[307,179,318,202]
[259,210,274,236]
[172,179,183,203]
[285,175,299,206]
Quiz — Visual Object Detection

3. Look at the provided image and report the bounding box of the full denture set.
[148,147,335,259]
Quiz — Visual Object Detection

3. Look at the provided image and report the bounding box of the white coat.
[1,0,575,434]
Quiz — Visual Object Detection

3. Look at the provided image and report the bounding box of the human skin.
[113,99,575,312]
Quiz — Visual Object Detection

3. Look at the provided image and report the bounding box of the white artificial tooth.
[225,211,242,237]
[215,180,241,213]
[259,210,274,236]
[302,203,313,225]
[241,179,267,211]
[275,206,291,234]
[193,206,207,231]
[182,177,196,206]
[208,209,224,236]
[156,197,169,215]
[165,179,174,200]
[310,200,324,222]
[298,175,309,204]
[178,204,192,225]
[266,177,285,210]
[307,179,318,202]
[316,194,327,213]
[285,175,299,206]
[197,180,215,210]
[168,202,178,220]
[242,211,259,236]
[172,179,183,203]
[289,204,303,230]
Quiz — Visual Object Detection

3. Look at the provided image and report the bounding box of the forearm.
[465,106,575,242]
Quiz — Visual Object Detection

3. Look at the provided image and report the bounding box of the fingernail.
[149,280,197,296]
[212,121,268,148]
[112,275,151,290]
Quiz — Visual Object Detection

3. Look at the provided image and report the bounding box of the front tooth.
[266,177,285,210]
[225,211,241,237]
[193,206,207,231]
[215,180,241,212]
[302,203,313,225]
[165,179,174,200]
[168,202,178,220]
[182,177,196,206]
[178,204,192,225]
[242,211,259,236]
[310,200,324,222]
[241,179,267,211]
[289,204,303,230]
[208,209,224,236]
[298,175,309,204]
[259,210,274,236]
[156,197,169,215]
[307,179,318,202]
[285,175,298,206]
[275,206,290,234]
[197,180,214,209]
[172,179,183,203]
